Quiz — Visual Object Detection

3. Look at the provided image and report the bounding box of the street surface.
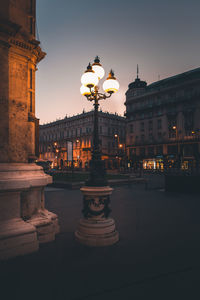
[1,183,200,299]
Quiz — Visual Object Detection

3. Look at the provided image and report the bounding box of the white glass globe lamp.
[81,63,99,88]
[103,70,119,93]
[80,85,91,96]
[92,56,105,80]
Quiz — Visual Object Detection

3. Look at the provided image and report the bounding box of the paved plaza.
[1,183,200,299]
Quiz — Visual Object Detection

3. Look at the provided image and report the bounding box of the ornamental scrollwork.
[82,195,111,219]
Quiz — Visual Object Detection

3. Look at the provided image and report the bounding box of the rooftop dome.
[128,77,147,89]
[128,65,147,90]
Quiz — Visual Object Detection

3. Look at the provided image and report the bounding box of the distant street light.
[75,56,119,246]
[53,141,60,168]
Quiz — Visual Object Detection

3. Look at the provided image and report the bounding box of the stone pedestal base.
[27,210,59,243]
[0,218,38,260]
[0,163,59,260]
[75,218,119,247]
[75,186,119,247]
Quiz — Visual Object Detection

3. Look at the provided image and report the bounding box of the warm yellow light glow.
[103,70,119,93]
[119,144,123,148]
[92,65,105,80]
[80,85,92,96]
[103,78,119,93]
[172,126,176,130]
[81,71,98,88]
[114,134,118,138]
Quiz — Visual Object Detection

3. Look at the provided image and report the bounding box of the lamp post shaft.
[93,96,101,160]
[86,92,107,187]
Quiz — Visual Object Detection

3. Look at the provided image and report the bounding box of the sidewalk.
[1,184,200,299]
[50,177,146,189]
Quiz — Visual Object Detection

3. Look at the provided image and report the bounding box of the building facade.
[39,110,126,169]
[0,0,44,163]
[125,68,200,172]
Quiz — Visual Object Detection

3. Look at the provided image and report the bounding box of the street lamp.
[171,125,181,170]
[75,139,80,167]
[80,56,119,185]
[53,141,60,168]
[75,56,119,246]
[114,134,119,170]
[114,134,124,170]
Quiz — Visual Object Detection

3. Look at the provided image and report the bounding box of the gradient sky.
[36,0,200,124]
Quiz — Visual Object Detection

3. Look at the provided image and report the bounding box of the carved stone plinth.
[0,163,59,260]
[0,218,38,260]
[75,186,119,246]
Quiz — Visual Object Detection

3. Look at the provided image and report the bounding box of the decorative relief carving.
[82,195,111,218]
[11,99,27,110]
[9,38,46,63]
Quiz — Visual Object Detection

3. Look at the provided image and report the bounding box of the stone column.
[0,1,59,260]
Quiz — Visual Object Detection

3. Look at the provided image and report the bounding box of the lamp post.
[172,125,181,171]
[114,134,120,170]
[53,141,60,168]
[114,134,125,171]
[75,56,119,246]
[75,139,80,167]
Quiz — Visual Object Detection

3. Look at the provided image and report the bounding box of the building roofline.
[148,67,200,89]
[40,110,125,127]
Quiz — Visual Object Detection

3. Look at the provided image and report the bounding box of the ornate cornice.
[0,18,46,63]
[8,37,46,63]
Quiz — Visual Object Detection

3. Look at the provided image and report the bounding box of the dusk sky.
[36,0,200,124]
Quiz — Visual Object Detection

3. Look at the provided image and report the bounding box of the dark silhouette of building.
[125,67,200,172]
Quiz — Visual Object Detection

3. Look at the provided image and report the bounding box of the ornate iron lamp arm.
[85,87,113,102]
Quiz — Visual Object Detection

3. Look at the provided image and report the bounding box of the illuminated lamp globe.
[92,56,105,79]
[80,85,92,96]
[81,63,99,88]
[103,70,119,93]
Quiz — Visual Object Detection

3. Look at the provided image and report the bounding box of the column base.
[27,210,60,243]
[75,218,119,247]
[0,163,59,260]
[0,218,38,260]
